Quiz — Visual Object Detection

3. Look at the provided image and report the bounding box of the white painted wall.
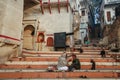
[38,9,71,34]
[80,23,88,42]
[80,28,87,44]
[104,0,120,5]
[104,7,116,25]
[77,0,89,43]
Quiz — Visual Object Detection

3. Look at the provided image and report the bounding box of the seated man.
[79,47,83,53]
[68,54,81,71]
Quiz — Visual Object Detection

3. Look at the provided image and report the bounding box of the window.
[106,11,111,21]
[81,10,85,16]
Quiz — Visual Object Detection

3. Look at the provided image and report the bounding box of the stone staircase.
[0,47,120,79]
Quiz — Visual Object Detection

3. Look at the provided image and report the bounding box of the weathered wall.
[23,5,71,51]
[24,6,71,33]
[0,0,23,63]
[0,0,23,44]
[103,17,120,49]
[0,0,7,34]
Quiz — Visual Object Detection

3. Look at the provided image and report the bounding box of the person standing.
[90,59,96,70]
[100,48,106,58]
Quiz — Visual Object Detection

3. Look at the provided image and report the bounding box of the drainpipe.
[69,0,74,48]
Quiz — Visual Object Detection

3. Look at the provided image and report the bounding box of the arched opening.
[47,37,53,46]
[23,25,35,50]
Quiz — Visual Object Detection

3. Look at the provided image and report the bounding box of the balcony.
[104,0,120,5]
[39,0,69,14]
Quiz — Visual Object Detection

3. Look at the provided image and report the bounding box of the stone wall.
[24,6,71,33]
[104,17,120,49]
[23,5,72,51]
[0,0,7,34]
[0,0,23,63]
[0,0,23,45]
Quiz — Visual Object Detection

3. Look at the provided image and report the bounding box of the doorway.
[23,25,35,50]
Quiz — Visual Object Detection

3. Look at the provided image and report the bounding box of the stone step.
[0,71,119,79]
[2,78,120,80]
[0,61,120,69]
[0,69,120,72]
[22,50,120,59]
[10,57,118,62]
[22,50,120,56]
[23,51,103,54]
[75,47,103,50]
[22,53,113,58]
[0,48,119,79]
[22,50,110,54]
[0,64,120,70]
[3,61,120,65]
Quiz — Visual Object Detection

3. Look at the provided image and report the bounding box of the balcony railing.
[104,0,120,5]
